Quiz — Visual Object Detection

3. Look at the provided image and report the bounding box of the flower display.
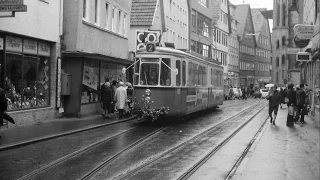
[133,89,169,122]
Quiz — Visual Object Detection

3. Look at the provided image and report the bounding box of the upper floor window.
[192,10,196,32]
[197,13,210,37]
[94,0,99,24]
[276,40,280,49]
[83,0,88,19]
[282,36,286,46]
[276,57,279,67]
[282,55,285,64]
[198,0,208,8]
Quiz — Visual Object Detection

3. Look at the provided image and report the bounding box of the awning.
[62,51,133,65]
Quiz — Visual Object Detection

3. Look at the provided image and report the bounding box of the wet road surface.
[0,99,265,180]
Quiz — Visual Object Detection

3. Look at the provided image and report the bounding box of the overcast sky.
[229,0,274,31]
[229,0,273,10]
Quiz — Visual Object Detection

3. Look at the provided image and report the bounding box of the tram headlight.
[145,96,151,102]
[145,89,151,96]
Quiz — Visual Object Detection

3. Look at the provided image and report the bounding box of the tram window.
[213,69,218,87]
[210,68,213,86]
[176,60,181,86]
[160,58,171,86]
[203,66,207,86]
[193,64,198,86]
[134,59,140,85]
[182,61,186,86]
[140,63,159,85]
[199,66,203,86]
[188,62,193,86]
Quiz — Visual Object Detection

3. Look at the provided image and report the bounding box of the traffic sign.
[296,52,311,62]
[287,48,300,54]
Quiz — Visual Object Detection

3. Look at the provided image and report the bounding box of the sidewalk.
[0,113,134,151]
[232,106,320,180]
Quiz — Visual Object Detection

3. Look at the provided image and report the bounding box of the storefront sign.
[0,0,23,5]
[0,0,27,12]
[296,52,312,62]
[287,48,300,54]
[83,66,98,90]
[23,39,37,55]
[294,35,310,48]
[38,41,50,56]
[0,38,3,50]
[6,35,22,52]
[294,24,314,40]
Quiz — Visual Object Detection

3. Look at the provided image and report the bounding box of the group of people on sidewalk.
[100,78,133,119]
[267,83,310,126]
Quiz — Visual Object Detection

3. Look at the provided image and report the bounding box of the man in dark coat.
[0,87,8,137]
[100,80,113,118]
[266,85,281,125]
[279,88,285,108]
[296,84,307,123]
[286,83,296,126]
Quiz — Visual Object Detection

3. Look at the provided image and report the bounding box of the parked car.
[260,89,269,98]
[253,90,262,98]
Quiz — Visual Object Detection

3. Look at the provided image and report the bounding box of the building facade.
[271,0,301,86]
[299,0,320,117]
[62,0,132,117]
[234,4,257,89]
[211,0,231,86]
[188,0,215,62]
[0,0,63,127]
[251,8,272,88]
[228,2,240,87]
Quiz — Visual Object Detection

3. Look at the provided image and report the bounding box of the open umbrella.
[4,112,15,124]
[265,84,275,88]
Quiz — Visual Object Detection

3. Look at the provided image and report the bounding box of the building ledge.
[82,20,128,40]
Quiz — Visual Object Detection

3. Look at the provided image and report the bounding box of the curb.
[0,117,135,151]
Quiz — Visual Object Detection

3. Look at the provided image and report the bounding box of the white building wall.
[162,0,189,49]
[213,0,230,80]
[0,0,62,42]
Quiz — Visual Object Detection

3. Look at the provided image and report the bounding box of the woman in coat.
[0,87,8,137]
[114,82,127,119]
[100,81,113,118]
[286,83,296,126]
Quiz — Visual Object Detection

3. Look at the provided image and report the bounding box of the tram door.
[174,58,183,117]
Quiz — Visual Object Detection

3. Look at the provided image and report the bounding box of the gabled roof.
[251,9,264,35]
[131,0,157,26]
[234,4,250,37]
[211,0,222,25]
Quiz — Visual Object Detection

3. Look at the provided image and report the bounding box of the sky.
[229,0,274,31]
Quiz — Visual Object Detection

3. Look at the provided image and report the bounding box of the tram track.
[79,100,265,180]
[17,125,168,180]
[0,117,136,151]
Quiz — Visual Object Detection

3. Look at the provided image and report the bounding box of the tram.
[131,44,224,118]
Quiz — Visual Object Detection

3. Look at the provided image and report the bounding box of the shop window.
[176,60,181,86]
[160,58,171,86]
[182,61,186,86]
[82,60,99,104]
[5,54,50,110]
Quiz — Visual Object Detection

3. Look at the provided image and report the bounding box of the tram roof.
[136,47,222,67]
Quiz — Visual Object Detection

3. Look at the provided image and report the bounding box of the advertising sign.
[23,39,37,55]
[82,66,98,90]
[287,48,300,54]
[294,35,310,48]
[294,24,314,40]
[6,35,22,52]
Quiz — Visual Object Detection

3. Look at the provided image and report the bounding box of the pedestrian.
[126,83,133,114]
[114,82,127,119]
[0,87,8,137]
[266,85,281,125]
[295,84,307,123]
[286,83,296,126]
[111,80,118,112]
[100,79,113,118]
[279,87,285,108]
